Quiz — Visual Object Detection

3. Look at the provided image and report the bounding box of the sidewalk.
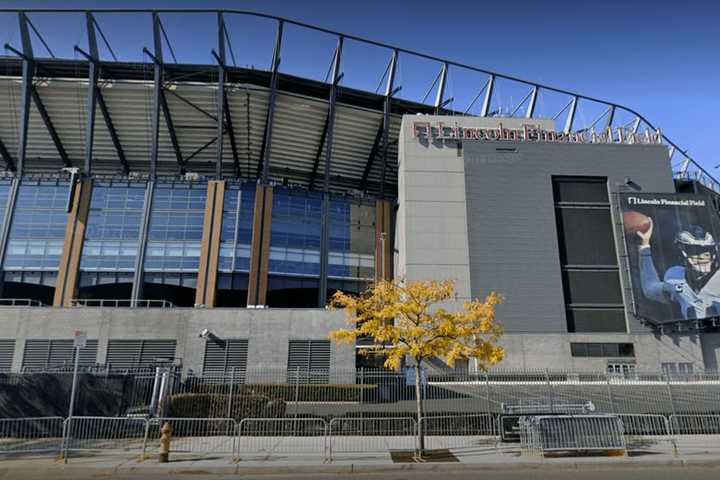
[2,443,720,478]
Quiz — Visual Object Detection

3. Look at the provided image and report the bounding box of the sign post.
[64,330,86,463]
[68,330,86,419]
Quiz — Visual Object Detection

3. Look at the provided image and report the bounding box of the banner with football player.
[620,193,720,324]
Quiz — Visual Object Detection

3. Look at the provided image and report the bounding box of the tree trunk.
[414,359,425,456]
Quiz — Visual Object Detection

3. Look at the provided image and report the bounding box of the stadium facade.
[0,9,718,376]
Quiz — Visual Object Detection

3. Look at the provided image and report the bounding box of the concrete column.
[53,179,93,307]
[375,199,393,281]
[247,185,273,306]
[195,180,225,307]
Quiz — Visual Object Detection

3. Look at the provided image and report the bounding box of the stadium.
[0,7,718,377]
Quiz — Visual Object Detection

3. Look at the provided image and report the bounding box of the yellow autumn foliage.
[329,279,504,371]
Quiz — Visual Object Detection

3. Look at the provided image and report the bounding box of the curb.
[3,457,720,478]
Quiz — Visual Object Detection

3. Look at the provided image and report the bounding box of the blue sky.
[1,0,718,173]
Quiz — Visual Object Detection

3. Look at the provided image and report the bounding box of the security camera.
[199,328,211,339]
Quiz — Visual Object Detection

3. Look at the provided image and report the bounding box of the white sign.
[73,330,87,349]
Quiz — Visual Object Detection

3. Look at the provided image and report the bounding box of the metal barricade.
[669,415,720,455]
[618,413,671,436]
[236,418,327,461]
[519,415,626,456]
[62,416,148,459]
[328,417,416,460]
[143,418,236,459]
[0,417,64,455]
[418,414,497,451]
[618,414,673,451]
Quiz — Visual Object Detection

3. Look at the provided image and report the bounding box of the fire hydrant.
[159,422,172,463]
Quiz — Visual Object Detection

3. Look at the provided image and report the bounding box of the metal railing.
[0,417,63,454]
[668,414,720,456]
[143,418,236,458]
[69,299,175,308]
[328,417,417,460]
[2,413,720,461]
[61,416,148,460]
[419,413,497,451]
[519,415,626,456]
[236,418,328,460]
[0,298,45,307]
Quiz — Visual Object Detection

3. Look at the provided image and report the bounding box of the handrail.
[0,8,714,191]
[69,299,174,308]
[0,298,45,307]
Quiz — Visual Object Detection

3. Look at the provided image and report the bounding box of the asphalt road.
[10,466,717,480]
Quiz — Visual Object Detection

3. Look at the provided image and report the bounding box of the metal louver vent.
[287,340,331,384]
[21,339,98,370]
[0,340,15,371]
[105,340,177,370]
[202,339,248,375]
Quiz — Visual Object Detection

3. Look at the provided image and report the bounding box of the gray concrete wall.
[494,332,707,371]
[0,307,354,375]
[463,140,675,334]
[397,116,556,303]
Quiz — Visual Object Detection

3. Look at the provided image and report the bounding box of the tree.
[329,278,504,456]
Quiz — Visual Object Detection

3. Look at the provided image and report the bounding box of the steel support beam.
[564,96,578,134]
[360,50,397,194]
[0,137,15,172]
[224,95,240,177]
[30,86,71,167]
[160,90,184,171]
[148,12,163,180]
[318,36,343,308]
[379,49,397,199]
[605,105,616,131]
[258,20,283,182]
[145,14,185,174]
[0,178,20,277]
[480,75,495,117]
[359,121,384,192]
[96,90,130,175]
[215,12,226,180]
[509,88,534,117]
[525,86,538,119]
[131,180,154,303]
[82,12,99,177]
[434,62,447,114]
[15,12,34,176]
[308,112,330,191]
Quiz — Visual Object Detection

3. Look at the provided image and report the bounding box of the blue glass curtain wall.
[142,181,207,306]
[328,198,375,285]
[78,180,146,300]
[2,178,70,305]
[267,186,375,307]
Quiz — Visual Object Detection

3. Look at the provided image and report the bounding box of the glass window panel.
[562,269,623,305]
[566,308,626,333]
[144,183,206,273]
[553,177,609,204]
[555,207,617,265]
[268,187,322,277]
[4,181,70,271]
[81,182,146,273]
